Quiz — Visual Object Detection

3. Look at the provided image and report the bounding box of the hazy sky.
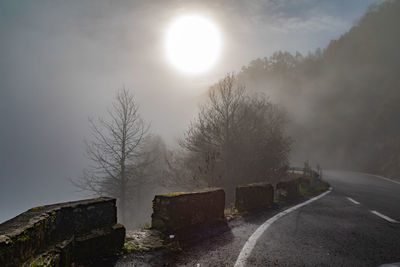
[0,0,377,222]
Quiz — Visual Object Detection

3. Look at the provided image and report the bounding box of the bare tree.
[75,88,149,223]
[181,73,244,187]
[181,73,291,200]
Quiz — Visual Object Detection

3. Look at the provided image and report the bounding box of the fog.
[0,0,376,224]
[238,0,400,177]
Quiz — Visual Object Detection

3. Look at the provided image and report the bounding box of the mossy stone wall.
[0,197,124,267]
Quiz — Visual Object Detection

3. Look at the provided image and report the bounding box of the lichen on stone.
[159,191,186,197]
[17,230,31,242]
[30,251,59,267]
[29,206,44,211]
[124,229,166,252]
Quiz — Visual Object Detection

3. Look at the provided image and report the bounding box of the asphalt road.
[116,171,400,266]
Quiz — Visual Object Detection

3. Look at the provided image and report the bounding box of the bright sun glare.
[166,15,221,74]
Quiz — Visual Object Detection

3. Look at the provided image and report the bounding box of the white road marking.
[356,172,400,185]
[370,210,399,223]
[346,197,360,205]
[234,188,332,267]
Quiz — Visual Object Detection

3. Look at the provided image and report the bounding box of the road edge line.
[352,171,400,185]
[369,174,400,185]
[234,187,333,267]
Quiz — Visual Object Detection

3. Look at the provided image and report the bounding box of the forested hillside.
[238,0,400,179]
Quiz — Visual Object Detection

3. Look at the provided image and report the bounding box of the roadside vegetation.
[297,162,330,198]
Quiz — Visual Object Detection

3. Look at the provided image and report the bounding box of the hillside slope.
[238,0,400,179]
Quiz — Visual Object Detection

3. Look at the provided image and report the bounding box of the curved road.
[242,170,400,266]
[117,171,400,266]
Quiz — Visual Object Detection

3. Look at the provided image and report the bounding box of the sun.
[165,15,221,74]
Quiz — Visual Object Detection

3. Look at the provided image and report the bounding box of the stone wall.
[151,188,225,235]
[235,183,274,212]
[0,197,125,267]
[276,179,300,202]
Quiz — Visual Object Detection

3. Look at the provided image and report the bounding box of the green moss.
[299,179,329,197]
[43,216,52,230]
[114,222,124,228]
[237,182,267,188]
[159,191,186,197]
[17,236,28,242]
[30,206,44,211]
[17,230,30,242]
[123,240,172,253]
[123,242,146,252]
[93,197,110,201]
[143,223,151,230]
[224,207,241,217]
[30,252,57,267]
[34,220,43,228]
[49,213,57,223]
[315,180,330,192]
[158,188,222,197]
[122,243,133,252]
[299,184,310,197]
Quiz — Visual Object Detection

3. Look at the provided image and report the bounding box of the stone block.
[151,188,225,234]
[0,197,123,267]
[276,179,300,202]
[235,183,274,212]
[74,223,125,262]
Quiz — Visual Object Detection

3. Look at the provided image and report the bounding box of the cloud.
[265,14,348,34]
